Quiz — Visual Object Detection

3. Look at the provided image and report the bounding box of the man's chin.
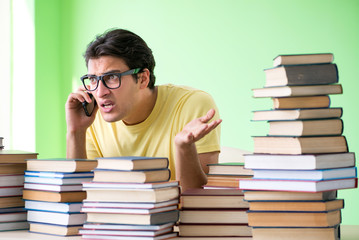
[100,112,121,123]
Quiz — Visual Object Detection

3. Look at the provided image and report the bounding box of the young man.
[65,29,221,191]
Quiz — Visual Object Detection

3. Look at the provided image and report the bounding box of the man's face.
[87,56,142,123]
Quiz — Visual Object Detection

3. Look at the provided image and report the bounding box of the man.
[65,29,221,191]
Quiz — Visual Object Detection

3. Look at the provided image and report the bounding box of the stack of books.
[0,149,38,231]
[203,162,253,189]
[79,156,180,240]
[22,158,97,236]
[239,53,357,240]
[177,188,252,240]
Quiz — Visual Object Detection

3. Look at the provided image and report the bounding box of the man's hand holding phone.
[65,87,98,134]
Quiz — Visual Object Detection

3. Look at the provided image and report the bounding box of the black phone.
[82,93,97,117]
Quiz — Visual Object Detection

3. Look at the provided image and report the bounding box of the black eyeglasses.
[81,68,142,91]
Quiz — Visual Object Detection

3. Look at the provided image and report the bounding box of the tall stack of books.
[203,162,253,189]
[0,149,38,231]
[79,156,180,240]
[239,53,357,240]
[177,188,252,240]
[22,158,97,236]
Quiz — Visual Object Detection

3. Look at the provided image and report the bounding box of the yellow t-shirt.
[86,84,221,179]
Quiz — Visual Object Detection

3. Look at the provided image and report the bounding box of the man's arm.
[65,89,98,159]
[175,109,221,191]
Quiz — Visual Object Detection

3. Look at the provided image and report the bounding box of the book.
[0,211,27,222]
[244,152,356,170]
[247,210,341,227]
[84,186,179,203]
[24,171,94,178]
[26,158,97,172]
[205,176,250,189]
[0,163,26,174]
[27,210,86,225]
[253,136,348,154]
[81,205,178,214]
[93,169,171,183]
[80,232,178,240]
[179,209,248,224]
[0,174,24,187]
[252,225,339,240]
[0,207,26,213]
[252,167,357,181]
[79,227,174,237]
[29,222,82,236]
[0,150,38,163]
[207,162,253,176]
[22,190,87,202]
[252,84,342,98]
[83,199,179,209]
[0,221,29,231]
[25,200,82,213]
[0,186,23,197]
[264,63,338,87]
[96,156,169,170]
[82,222,175,231]
[82,180,179,189]
[24,175,93,185]
[86,210,179,225]
[252,108,343,121]
[178,223,252,237]
[267,119,343,136]
[272,95,330,109]
[273,53,334,67]
[243,190,337,201]
[24,183,83,192]
[239,178,357,192]
[181,188,249,209]
[248,199,344,212]
[0,196,25,208]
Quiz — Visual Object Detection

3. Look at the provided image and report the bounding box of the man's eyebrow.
[103,69,122,74]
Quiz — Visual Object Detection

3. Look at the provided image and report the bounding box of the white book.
[80,232,178,240]
[83,199,179,209]
[82,205,178,214]
[25,201,82,213]
[24,183,83,192]
[27,210,86,225]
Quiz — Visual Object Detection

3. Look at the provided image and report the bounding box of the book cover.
[26,158,97,172]
[273,53,334,67]
[96,156,169,171]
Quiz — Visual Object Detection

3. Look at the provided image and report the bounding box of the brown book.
[248,210,341,227]
[268,119,343,136]
[178,223,252,237]
[29,222,81,236]
[207,162,253,176]
[84,186,179,203]
[0,163,26,174]
[180,209,248,224]
[272,95,330,109]
[264,63,338,87]
[272,53,334,67]
[252,225,339,240]
[252,108,343,121]
[181,188,248,209]
[22,190,86,202]
[26,158,97,172]
[86,210,179,225]
[252,84,342,98]
[0,196,25,208]
[253,136,348,154]
[249,199,344,212]
[0,150,38,163]
[205,176,250,189]
[93,169,170,183]
[244,190,337,201]
[96,156,169,170]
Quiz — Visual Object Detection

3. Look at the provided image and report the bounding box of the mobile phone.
[82,93,97,117]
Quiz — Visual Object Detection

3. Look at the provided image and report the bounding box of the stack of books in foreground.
[80,156,180,240]
[177,188,252,240]
[0,149,38,231]
[22,158,97,236]
[240,53,357,240]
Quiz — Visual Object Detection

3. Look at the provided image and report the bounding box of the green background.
[34,0,359,224]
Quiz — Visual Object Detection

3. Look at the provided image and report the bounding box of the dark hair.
[84,28,156,89]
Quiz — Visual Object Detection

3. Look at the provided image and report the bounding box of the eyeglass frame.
[80,68,142,91]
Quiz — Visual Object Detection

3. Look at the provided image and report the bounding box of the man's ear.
[138,68,150,89]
